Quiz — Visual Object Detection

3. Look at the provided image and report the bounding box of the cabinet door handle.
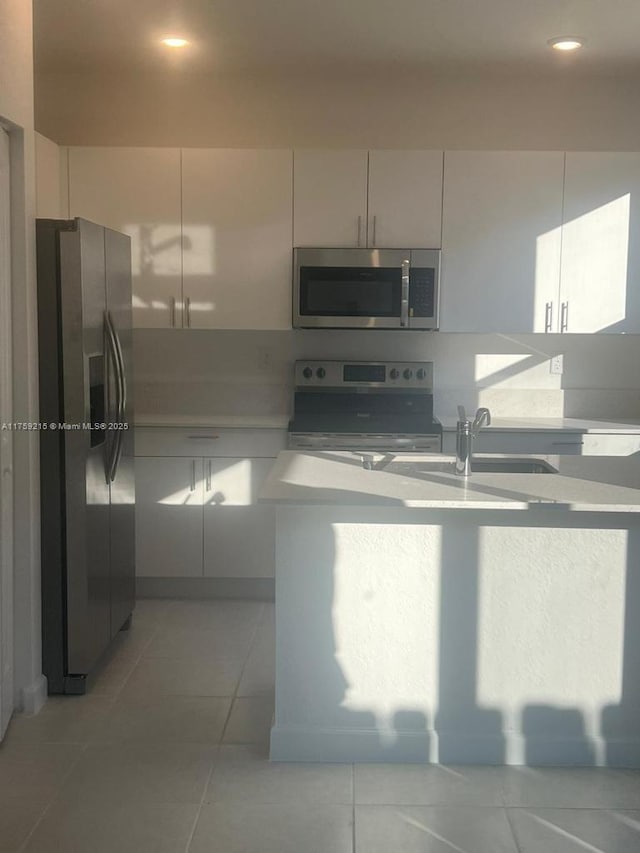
[187,434,219,440]
[170,296,176,328]
[544,301,553,333]
[551,440,584,446]
[190,459,196,492]
[372,215,377,247]
[205,459,212,491]
[357,216,362,247]
[560,301,569,333]
[185,296,191,328]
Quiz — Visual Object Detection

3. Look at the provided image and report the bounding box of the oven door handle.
[400,258,410,327]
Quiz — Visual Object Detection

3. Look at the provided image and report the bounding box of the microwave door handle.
[400,259,410,327]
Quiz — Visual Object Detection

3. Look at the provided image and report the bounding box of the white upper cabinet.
[293,150,368,247]
[367,150,443,248]
[293,149,443,248]
[68,147,182,329]
[181,149,293,329]
[560,152,640,334]
[440,151,565,333]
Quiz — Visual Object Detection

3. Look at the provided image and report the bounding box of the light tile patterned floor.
[1,598,640,852]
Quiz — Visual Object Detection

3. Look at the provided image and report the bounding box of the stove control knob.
[316,367,326,379]
[302,367,313,379]
[403,368,413,380]
[389,368,399,380]
[416,368,426,380]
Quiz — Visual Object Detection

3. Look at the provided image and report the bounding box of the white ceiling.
[34,0,640,74]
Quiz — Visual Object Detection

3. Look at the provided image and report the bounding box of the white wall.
[35,68,640,151]
[0,0,46,714]
[35,132,66,218]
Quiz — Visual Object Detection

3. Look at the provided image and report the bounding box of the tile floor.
[1,598,640,851]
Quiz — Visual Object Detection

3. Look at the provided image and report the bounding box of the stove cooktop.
[288,360,442,452]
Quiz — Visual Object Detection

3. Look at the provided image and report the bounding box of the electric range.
[288,360,442,452]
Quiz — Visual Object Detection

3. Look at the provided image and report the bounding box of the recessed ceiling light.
[161,36,189,48]
[548,36,585,52]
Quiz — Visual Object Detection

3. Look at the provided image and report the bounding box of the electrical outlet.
[550,354,564,375]
[257,347,271,372]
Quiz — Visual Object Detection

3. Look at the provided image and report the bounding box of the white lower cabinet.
[135,457,204,578]
[203,458,275,578]
[135,429,285,580]
[442,431,585,455]
[443,429,640,456]
[580,433,640,456]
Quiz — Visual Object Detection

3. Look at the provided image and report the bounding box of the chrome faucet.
[455,406,492,476]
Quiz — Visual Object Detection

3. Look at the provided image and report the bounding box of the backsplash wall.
[134,330,640,421]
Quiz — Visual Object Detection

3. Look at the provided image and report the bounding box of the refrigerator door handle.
[104,312,124,482]
[110,314,127,419]
[111,421,124,482]
[104,312,119,482]
[109,312,127,481]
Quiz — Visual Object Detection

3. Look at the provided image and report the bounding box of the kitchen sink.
[357,454,558,474]
[471,458,557,474]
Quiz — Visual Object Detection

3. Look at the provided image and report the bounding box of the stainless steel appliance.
[293,248,440,330]
[288,360,442,452]
[37,218,135,694]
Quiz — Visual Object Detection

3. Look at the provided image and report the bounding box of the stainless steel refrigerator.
[37,217,135,694]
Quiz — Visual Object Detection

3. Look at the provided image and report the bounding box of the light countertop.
[135,413,290,429]
[261,451,640,512]
[438,416,640,433]
[135,413,640,434]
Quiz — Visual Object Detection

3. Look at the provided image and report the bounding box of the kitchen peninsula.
[261,452,640,766]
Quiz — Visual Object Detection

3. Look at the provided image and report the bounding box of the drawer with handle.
[135,427,287,458]
[443,430,585,456]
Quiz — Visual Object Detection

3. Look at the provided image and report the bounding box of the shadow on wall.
[601,527,640,766]
[272,488,431,762]
[273,477,640,765]
[436,524,505,764]
[521,528,640,767]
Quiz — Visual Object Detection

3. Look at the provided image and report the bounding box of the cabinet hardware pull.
[190,459,196,491]
[170,296,176,328]
[544,301,553,333]
[551,440,584,446]
[372,215,377,247]
[357,216,362,247]
[206,460,212,491]
[560,301,569,333]
[185,296,191,328]
[186,435,219,440]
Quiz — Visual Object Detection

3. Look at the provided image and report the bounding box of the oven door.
[293,248,409,328]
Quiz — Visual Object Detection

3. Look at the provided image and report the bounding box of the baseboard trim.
[270,726,640,767]
[270,726,432,763]
[19,674,48,715]
[136,577,275,601]
[439,731,640,767]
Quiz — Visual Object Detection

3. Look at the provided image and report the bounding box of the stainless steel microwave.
[293,248,440,330]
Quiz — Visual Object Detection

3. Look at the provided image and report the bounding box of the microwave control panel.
[409,268,435,318]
